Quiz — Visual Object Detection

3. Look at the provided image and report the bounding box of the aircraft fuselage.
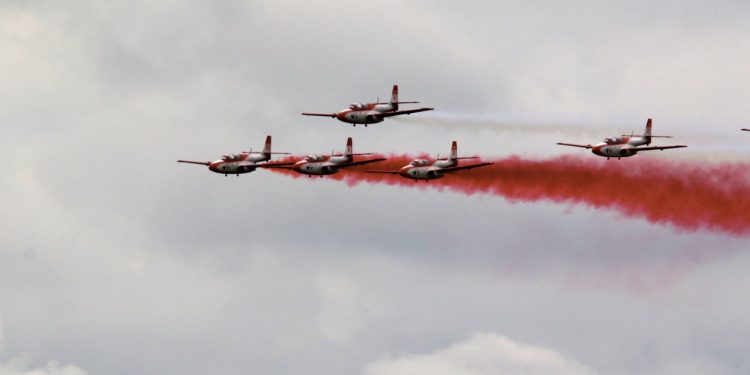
[292,155,352,176]
[591,136,648,158]
[398,159,457,180]
[208,153,268,175]
[335,103,395,125]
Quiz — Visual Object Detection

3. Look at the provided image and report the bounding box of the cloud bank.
[364,333,595,375]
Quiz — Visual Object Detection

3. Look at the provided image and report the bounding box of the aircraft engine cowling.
[320,165,331,173]
[427,170,437,177]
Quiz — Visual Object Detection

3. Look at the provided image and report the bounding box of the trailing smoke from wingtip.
[392,112,745,150]
[267,154,750,236]
[391,111,610,136]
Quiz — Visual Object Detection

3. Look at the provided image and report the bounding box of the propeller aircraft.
[557,119,687,159]
[366,141,493,181]
[302,85,433,127]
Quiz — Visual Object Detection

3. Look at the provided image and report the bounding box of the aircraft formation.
[178,84,748,179]
[179,85,493,179]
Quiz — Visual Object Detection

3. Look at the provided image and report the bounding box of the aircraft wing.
[742,129,750,131]
[633,145,688,152]
[257,162,296,169]
[177,160,210,166]
[333,158,387,169]
[302,112,336,118]
[439,162,494,173]
[556,142,592,149]
[256,161,296,167]
[364,170,401,174]
[379,107,434,118]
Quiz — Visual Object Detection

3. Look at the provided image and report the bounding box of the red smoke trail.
[267,155,750,236]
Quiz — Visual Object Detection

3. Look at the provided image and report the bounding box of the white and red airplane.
[366,141,493,181]
[557,119,687,159]
[265,137,386,177]
[177,135,291,176]
[302,85,434,127]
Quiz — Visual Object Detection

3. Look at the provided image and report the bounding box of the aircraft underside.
[297,163,339,176]
[341,112,384,126]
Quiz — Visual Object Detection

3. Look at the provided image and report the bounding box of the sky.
[1,1,750,374]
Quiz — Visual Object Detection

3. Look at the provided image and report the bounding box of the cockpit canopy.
[304,154,326,162]
[409,159,430,167]
[221,154,241,161]
[603,136,624,145]
[348,103,365,110]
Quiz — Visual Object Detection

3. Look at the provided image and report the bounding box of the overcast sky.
[2,1,750,374]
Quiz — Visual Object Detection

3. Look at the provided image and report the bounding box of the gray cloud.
[0,324,87,375]
[2,1,750,374]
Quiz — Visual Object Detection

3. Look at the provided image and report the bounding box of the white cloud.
[0,322,87,375]
[0,359,87,375]
[363,333,596,375]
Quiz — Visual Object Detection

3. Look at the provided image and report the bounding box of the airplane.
[301,84,434,127]
[177,135,291,176]
[263,137,386,177]
[366,141,493,181]
[556,118,687,159]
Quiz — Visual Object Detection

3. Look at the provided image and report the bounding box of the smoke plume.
[267,155,750,236]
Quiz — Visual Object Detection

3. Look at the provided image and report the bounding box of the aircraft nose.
[399,167,411,178]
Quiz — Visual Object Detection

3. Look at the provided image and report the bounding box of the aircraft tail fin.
[449,141,458,161]
[345,137,353,157]
[263,135,272,155]
[644,118,652,145]
[390,85,399,110]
